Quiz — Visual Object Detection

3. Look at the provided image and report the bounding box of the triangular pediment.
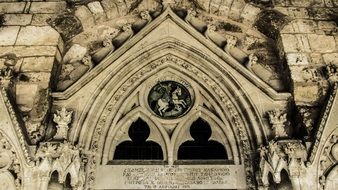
[52,7,290,101]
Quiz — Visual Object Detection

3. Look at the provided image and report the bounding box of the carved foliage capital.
[53,107,73,140]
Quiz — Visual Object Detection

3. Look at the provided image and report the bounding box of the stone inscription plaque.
[95,165,247,189]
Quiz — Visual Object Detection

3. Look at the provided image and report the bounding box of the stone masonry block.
[281,34,299,52]
[295,35,311,52]
[31,14,54,26]
[101,0,119,19]
[3,14,32,26]
[22,72,51,89]
[75,5,95,30]
[310,53,324,65]
[21,57,55,72]
[308,34,336,53]
[288,7,309,19]
[280,23,295,34]
[29,2,67,14]
[16,83,39,112]
[0,46,58,57]
[286,53,309,66]
[293,82,329,106]
[16,26,60,46]
[293,20,316,33]
[87,1,106,21]
[0,2,26,13]
[323,53,338,65]
[241,4,261,25]
[0,26,20,45]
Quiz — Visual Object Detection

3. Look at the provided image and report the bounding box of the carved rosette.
[53,107,73,140]
[267,109,289,139]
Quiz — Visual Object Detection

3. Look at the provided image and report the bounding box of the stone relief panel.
[148,80,193,119]
[80,53,264,189]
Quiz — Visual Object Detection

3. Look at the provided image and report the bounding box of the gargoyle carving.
[245,54,258,72]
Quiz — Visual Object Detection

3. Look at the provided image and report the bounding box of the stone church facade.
[0,0,338,189]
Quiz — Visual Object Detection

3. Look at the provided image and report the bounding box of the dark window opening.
[48,171,71,190]
[113,118,163,160]
[178,118,228,160]
[268,170,293,190]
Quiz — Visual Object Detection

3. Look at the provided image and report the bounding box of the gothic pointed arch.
[104,108,168,163]
[51,7,291,189]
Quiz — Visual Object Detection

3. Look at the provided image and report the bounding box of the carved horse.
[172,87,186,109]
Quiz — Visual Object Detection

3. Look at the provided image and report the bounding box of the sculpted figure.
[185,8,207,33]
[204,24,227,48]
[112,24,134,48]
[92,29,119,63]
[132,11,153,32]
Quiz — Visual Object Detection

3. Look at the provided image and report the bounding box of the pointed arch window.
[113,118,163,160]
[178,118,228,160]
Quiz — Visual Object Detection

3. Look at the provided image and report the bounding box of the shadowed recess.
[178,118,227,160]
[113,118,163,160]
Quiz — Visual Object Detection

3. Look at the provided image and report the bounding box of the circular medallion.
[148,81,192,119]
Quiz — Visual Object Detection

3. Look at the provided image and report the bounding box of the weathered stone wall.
[0,0,337,189]
[0,0,332,144]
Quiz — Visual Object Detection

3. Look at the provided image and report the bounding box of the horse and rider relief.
[148,81,192,119]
